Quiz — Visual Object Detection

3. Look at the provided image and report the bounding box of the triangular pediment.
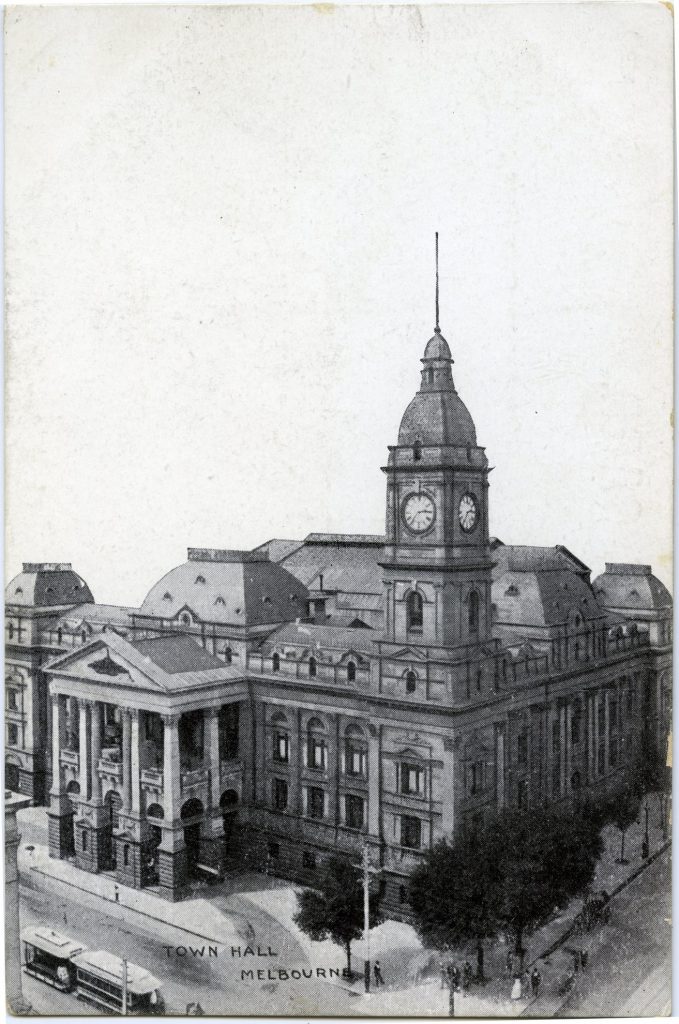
[390,646,428,662]
[44,635,169,692]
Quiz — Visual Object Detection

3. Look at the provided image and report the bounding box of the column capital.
[162,712,180,728]
[204,706,220,720]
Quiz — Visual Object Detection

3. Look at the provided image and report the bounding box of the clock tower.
[381,256,492,649]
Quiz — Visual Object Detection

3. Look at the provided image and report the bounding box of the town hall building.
[5,308,672,915]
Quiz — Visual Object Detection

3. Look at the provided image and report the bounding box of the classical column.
[51,694,66,796]
[79,701,90,801]
[121,710,132,813]
[593,690,601,777]
[162,714,181,822]
[6,793,32,1014]
[441,735,456,834]
[495,724,506,809]
[290,709,302,815]
[587,694,595,782]
[206,707,221,811]
[559,704,567,796]
[130,710,141,816]
[90,701,103,804]
[604,690,610,776]
[565,703,572,791]
[327,714,339,825]
[367,726,381,836]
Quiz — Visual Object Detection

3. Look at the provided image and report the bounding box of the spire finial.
[434,232,440,333]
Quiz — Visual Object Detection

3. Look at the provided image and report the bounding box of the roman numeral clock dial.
[402,492,436,535]
[458,493,478,533]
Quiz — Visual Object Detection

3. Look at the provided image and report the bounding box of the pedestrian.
[511,974,522,1001]
[440,963,448,990]
[194,1003,204,1015]
[579,949,588,972]
[530,966,541,997]
[373,960,383,989]
[186,1003,195,1015]
[114,884,120,903]
[450,965,460,993]
[572,950,580,974]
[463,961,473,991]
[63,911,68,926]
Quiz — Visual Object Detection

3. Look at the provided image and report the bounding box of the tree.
[492,805,604,967]
[606,788,641,864]
[409,819,500,982]
[409,804,605,979]
[293,855,380,977]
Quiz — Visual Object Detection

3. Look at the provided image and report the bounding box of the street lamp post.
[361,844,380,994]
[121,957,128,1016]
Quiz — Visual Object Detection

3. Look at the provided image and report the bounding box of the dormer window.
[272,653,280,673]
[406,670,417,693]
[262,596,272,605]
[413,440,422,461]
[14,587,22,596]
[195,575,206,585]
[224,646,233,665]
[347,660,356,683]
[505,585,519,597]
[215,596,225,606]
[81,630,87,644]
[179,612,192,627]
[308,656,317,679]
[629,589,640,598]
[163,592,172,601]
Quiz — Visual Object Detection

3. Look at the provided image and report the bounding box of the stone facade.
[6,323,672,913]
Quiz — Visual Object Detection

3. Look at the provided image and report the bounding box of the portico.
[46,632,248,899]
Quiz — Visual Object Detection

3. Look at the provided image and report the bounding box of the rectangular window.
[469,761,484,794]
[346,794,365,830]
[302,851,316,870]
[345,743,366,777]
[552,720,561,793]
[571,709,581,745]
[8,724,18,746]
[308,738,327,771]
[609,735,618,768]
[626,686,634,715]
[401,815,422,850]
[273,732,289,763]
[267,841,279,861]
[273,778,288,811]
[308,787,325,819]
[609,697,618,735]
[400,762,425,796]
[517,732,528,766]
[7,689,18,711]
[597,702,606,735]
[517,779,528,809]
[219,703,240,760]
[597,744,605,775]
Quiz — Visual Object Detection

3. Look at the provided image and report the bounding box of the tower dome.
[397,327,477,447]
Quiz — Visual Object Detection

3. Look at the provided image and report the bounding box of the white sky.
[5,3,673,607]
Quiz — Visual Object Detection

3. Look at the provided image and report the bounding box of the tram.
[21,926,87,991]
[71,950,165,1015]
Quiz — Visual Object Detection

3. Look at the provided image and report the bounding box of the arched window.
[406,670,417,693]
[57,628,63,645]
[344,724,366,777]
[468,591,479,634]
[347,660,356,683]
[407,591,424,633]
[308,656,317,679]
[224,646,233,665]
[427,368,434,385]
[7,624,14,640]
[413,440,422,461]
[272,653,280,673]
[81,630,87,644]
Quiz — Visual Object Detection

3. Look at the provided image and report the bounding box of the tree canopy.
[409,803,604,973]
[293,855,381,976]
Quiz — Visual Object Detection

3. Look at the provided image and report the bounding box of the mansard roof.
[6,563,94,608]
[593,563,672,611]
[139,548,308,626]
[277,533,384,597]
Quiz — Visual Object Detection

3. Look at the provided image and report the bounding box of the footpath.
[18,800,669,1017]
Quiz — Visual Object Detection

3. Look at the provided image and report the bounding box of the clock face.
[402,492,436,534]
[458,493,478,533]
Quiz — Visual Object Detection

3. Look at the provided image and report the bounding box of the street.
[560,848,671,1018]
[19,882,360,1016]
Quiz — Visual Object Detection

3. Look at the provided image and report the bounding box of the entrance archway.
[219,790,238,857]
[180,798,204,878]
[103,790,122,870]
